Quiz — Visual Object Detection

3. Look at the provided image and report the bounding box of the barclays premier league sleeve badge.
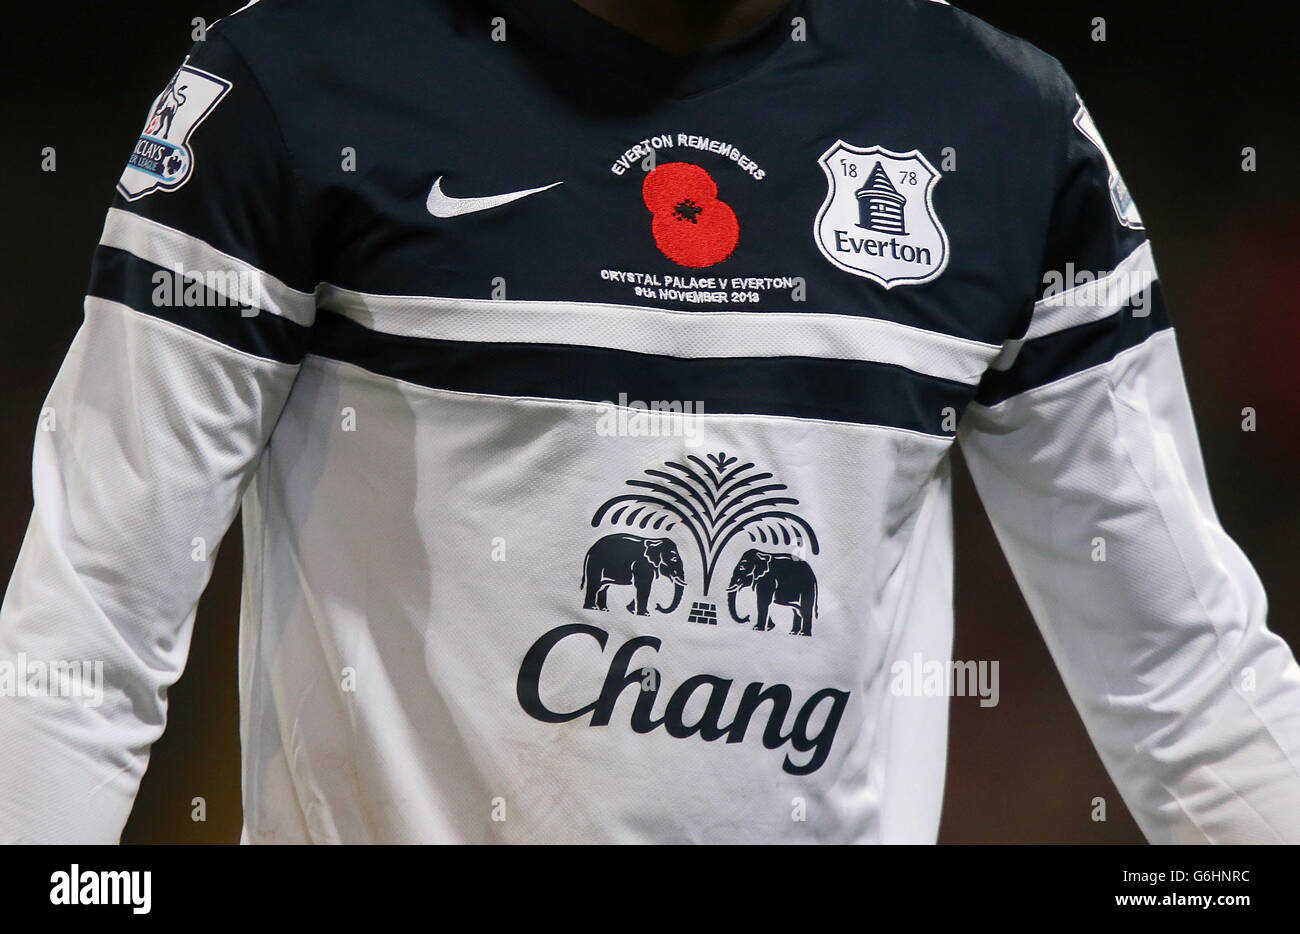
[813,141,949,288]
[1072,96,1144,230]
[116,63,232,201]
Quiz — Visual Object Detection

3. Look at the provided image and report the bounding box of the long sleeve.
[957,84,1300,843]
[0,29,315,842]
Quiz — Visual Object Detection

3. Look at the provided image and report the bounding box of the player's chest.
[308,97,1033,345]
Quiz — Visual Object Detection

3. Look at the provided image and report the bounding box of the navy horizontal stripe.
[975,282,1170,406]
[87,246,312,364]
[309,310,973,434]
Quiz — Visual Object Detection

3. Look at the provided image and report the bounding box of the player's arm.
[0,28,314,842]
[957,80,1300,843]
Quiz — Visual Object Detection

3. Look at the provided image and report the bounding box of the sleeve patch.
[116,62,232,202]
[1072,95,1144,231]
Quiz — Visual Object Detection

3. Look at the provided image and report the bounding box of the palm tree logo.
[590,452,819,603]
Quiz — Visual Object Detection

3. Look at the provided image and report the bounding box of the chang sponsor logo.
[516,451,850,775]
[516,623,848,775]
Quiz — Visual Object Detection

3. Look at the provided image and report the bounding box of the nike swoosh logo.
[425,176,563,218]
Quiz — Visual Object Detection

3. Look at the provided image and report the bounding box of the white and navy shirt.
[3,0,1299,843]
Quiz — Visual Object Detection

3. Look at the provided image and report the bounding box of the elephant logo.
[581,452,824,636]
[581,533,687,617]
[726,549,819,637]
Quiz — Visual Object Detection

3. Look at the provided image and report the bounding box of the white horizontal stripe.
[99,208,316,327]
[974,328,1174,411]
[1028,241,1157,338]
[315,286,1001,385]
[991,241,1157,371]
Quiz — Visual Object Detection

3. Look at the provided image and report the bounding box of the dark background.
[1,1,1295,843]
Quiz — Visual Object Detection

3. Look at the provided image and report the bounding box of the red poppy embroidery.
[642,162,739,268]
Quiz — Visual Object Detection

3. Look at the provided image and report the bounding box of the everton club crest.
[813,141,949,288]
[116,62,232,201]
